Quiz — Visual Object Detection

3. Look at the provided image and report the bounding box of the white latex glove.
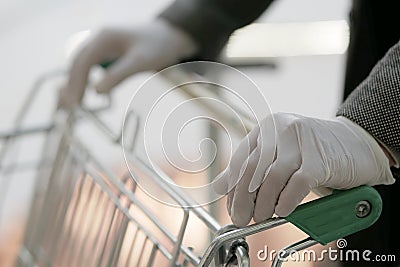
[214,113,395,227]
[59,19,198,108]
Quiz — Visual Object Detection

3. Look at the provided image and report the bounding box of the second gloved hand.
[59,19,198,108]
[214,113,395,227]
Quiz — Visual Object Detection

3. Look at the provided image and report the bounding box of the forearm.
[159,0,274,60]
[337,40,400,177]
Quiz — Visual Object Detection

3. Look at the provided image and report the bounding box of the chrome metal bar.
[199,218,288,267]
[74,109,193,206]
[47,155,81,262]
[169,209,190,267]
[0,69,63,176]
[14,69,64,126]
[136,237,149,266]
[69,111,210,261]
[125,227,139,266]
[22,113,72,249]
[79,186,105,266]
[70,154,185,263]
[94,194,115,266]
[63,173,92,266]
[146,243,158,267]
[162,71,255,134]
[129,154,221,232]
[75,107,140,151]
[106,189,131,267]
[271,237,319,267]
[0,124,54,139]
[56,172,86,265]
[76,108,120,142]
[12,67,279,267]
[77,152,179,248]
[235,246,250,267]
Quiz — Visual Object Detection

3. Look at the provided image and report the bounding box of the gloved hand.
[59,19,198,108]
[214,112,395,227]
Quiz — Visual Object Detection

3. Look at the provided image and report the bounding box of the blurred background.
[0,0,351,266]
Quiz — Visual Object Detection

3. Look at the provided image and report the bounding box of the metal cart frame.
[0,69,383,267]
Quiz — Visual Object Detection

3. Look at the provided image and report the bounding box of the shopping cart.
[0,68,383,267]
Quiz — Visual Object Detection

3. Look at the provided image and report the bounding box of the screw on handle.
[355,200,371,218]
[285,185,382,245]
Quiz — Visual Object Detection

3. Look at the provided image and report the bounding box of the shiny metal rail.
[4,69,249,267]
[3,68,331,267]
[15,109,220,267]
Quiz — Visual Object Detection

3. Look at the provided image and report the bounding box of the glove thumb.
[95,51,140,93]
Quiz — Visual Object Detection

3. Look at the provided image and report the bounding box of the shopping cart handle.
[285,185,382,245]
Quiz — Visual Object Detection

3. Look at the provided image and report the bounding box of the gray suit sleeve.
[337,40,400,178]
[159,0,274,60]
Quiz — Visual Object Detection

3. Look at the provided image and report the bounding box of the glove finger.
[212,168,230,195]
[275,168,316,217]
[222,127,260,194]
[61,51,93,109]
[61,33,122,108]
[230,147,260,227]
[252,163,282,223]
[95,49,144,93]
[237,144,260,186]
[274,118,324,217]
[253,126,301,222]
[248,115,276,192]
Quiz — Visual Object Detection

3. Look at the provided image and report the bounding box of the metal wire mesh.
[13,109,222,267]
[0,69,286,267]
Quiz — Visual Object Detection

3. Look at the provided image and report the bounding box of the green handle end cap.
[286,185,382,245]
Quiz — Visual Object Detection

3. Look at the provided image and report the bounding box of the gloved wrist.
[377,141,399,168]
[311,116,395,197]
[336,116,395,184]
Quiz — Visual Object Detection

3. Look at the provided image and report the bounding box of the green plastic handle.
[286,185,382,245]
[99,60,116,69]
